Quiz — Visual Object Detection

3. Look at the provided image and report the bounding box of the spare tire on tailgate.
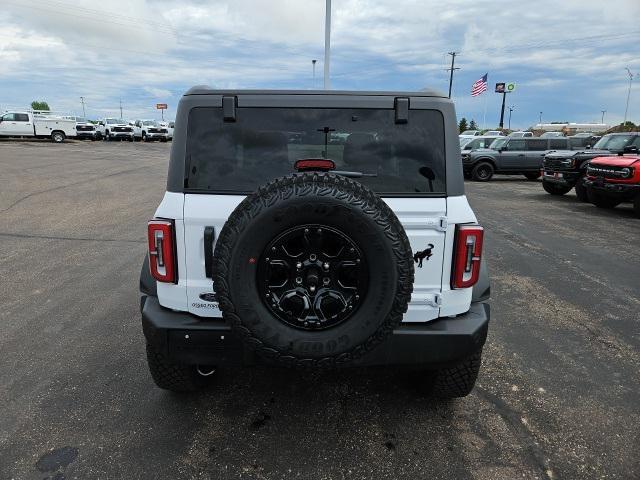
[212,172,414,368]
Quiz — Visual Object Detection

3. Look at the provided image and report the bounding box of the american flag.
[471,74,488,97]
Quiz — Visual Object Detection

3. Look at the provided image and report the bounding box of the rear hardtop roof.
[183,86,447,98]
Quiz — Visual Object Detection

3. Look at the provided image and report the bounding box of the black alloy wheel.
[257,225,368,331]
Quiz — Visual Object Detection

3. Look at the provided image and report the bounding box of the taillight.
[147,219,177,283]
[451,225,484,289]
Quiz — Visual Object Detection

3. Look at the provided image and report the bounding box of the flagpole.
[482,92,487,130]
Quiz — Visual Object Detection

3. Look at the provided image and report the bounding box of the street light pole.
[312,59,317,88]
[624,67,634,125]
[80,96,86,118]
[119,99,123,119]
[601,110,606,124]
[539,111,543,124]
[446,52,460,99]
[323,0,331,90]
[508,106,514,130]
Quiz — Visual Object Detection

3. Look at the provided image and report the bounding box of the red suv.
[583,150,640,217]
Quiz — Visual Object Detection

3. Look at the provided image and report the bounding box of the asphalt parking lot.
[0,140,638,480]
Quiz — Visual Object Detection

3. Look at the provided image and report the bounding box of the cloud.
[0,0,638,125]
[143,87,172,98]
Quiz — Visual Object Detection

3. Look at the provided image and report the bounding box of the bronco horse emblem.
[413,244,435,268]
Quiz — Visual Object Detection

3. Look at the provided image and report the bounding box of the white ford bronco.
[140,88,490,398]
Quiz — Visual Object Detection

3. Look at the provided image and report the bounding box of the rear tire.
[633,195,640,218]
[471,162,494,182]
[431,350,483,398]
[524,172,541,181]
[542,180,571,195]
[51,131,65,143]
[588,188,621,209]
[574,176,589,202]
[145,343,213,392]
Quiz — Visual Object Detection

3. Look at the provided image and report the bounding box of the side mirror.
[585,144,591,149]
[623,145,639,154]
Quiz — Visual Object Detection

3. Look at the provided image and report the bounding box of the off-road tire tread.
[212,172,414,369]
[574,176,588,202]
[432,350,482,398]
[471,162,494,182]
[588,188,621,209]
[542,181,571,195]
[145,343,206,392]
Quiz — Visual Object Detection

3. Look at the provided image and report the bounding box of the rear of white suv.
[140,89,490,397]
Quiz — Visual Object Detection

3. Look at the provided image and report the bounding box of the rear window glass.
[185,107,446,195]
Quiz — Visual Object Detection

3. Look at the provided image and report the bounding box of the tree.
[469,119,478,130]
[458,117,468,133]
[31,101,50,111]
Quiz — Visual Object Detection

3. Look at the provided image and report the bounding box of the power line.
[5,0,177,35]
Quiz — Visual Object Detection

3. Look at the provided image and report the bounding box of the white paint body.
[0,111,76,138]
[153,191,477,324]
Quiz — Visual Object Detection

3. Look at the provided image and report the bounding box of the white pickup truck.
[0,111,76,142]
[132,119,169,142]
[96,118,134,141]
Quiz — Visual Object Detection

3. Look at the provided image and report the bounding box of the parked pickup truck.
[64,116,99,140]
[97,118,134,141]
[133,120,169,142]
[542,133,640,201]
[0,111,76,142]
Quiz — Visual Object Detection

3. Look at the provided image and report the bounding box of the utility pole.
[312,59,317,88]
[601,110,606,124]
[80,96,86,118]
[323,0,331,90]
[446,52,460,98]
[119,99,123,119]
[508,106,514,130]
[624,67,634,125]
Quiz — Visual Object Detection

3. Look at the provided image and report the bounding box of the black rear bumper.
[141,296,490,368]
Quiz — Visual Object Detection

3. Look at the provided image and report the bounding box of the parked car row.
[460,133,609,181]
[0,110,174,143]
[541,132,640,217]
[93,118,174,142]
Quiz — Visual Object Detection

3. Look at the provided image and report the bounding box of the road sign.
[156,103,167,110]
[495,83,505,93]
[506,82,516,92]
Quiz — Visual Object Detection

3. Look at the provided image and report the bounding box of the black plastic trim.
[204,226,215,278]
[222,95,237,122]
[141,296,489,367]
[394,97,409,124]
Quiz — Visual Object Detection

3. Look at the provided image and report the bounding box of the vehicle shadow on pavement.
[158,365,479,479]
[530,192,638,218]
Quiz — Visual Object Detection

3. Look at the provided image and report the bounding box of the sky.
[1,0,639,130]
